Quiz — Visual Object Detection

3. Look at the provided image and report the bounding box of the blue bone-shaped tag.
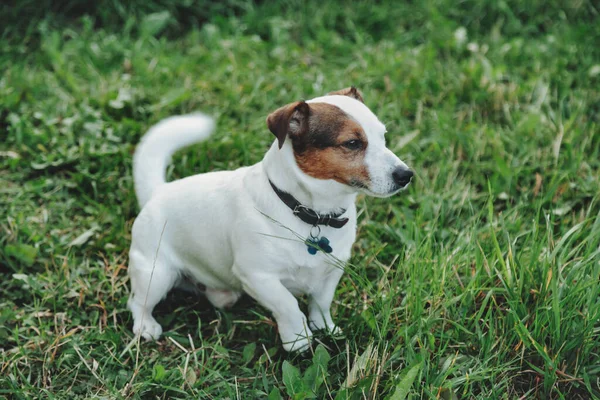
[306,236,333,255]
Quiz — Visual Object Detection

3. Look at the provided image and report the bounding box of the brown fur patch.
[292,103,370,187]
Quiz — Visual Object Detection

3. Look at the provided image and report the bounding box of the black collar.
[269,180,349,229]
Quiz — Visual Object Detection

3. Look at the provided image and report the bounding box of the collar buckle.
[319,214,331,226]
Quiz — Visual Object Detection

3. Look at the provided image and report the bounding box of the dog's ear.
[266,101,310,149]
[328,86,364,103]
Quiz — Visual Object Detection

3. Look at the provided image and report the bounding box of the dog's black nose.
[392,167,414,187]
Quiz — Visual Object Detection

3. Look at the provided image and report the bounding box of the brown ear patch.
[328,86,364,103]
[266,101,309,149]
[292,102,370,187]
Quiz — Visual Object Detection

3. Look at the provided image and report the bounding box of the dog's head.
[266,87,413,197]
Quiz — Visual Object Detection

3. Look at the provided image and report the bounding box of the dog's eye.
[342,140,363,150]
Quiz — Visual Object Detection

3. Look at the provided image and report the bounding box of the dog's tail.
[133,113,215,208]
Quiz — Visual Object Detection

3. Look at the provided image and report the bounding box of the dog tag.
[305,236,333,255]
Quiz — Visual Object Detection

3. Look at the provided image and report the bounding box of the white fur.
[133,113,215,207]
[127,95,407,351]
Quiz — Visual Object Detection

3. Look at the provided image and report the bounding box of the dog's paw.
[279,322,313,353]
[318,324,343,336]
[309,319,342,335]
[133,317,163,341]
[329,325,343,336]
[281,333,312,353]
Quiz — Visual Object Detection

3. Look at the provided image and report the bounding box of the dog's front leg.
[239,273,312,352]
[308,268,344,334]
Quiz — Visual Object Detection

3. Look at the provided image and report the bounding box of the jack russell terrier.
[127,87,413,352]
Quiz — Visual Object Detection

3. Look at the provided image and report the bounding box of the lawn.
[1,1,600,398]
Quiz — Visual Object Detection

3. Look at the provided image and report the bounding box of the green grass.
[1,1,600,398]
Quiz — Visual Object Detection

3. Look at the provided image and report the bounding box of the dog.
[127,87,413,352]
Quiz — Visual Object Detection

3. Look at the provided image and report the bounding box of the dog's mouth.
[352,181,410,198]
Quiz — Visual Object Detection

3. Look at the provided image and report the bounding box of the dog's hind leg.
[205,288,242,309]
[127,253,177,340]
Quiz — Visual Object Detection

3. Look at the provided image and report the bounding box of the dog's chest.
[288,248,335,270]
[277,234,350,295]
[281,255,339,295]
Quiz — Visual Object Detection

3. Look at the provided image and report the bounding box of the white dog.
[127,87,413,351]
